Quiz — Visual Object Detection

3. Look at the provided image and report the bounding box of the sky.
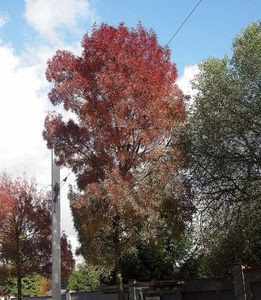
[0,0,260,260]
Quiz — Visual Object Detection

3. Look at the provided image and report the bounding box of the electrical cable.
[166,0,203,46]
[59,171,72,190]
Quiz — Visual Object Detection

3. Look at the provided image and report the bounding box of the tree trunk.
[116,271,125,300]
[113,213,125,300]
[16,237,22,300]
[17,271,22,300]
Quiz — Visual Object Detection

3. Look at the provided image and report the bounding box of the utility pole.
[52,150,61,300]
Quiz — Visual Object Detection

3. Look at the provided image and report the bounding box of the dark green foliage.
[122,244,174,282]
[97,232,194,284]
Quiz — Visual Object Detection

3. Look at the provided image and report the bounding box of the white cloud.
[0,12,10,28]
[25,0,97,43]
[1,0,99,262]
[0,18,5,28]
[177,65,199,102]
[0,44,82,261]
[0,45,49,184]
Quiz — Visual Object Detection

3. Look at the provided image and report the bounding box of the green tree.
[186,21,261,276]
[67,264,100,292]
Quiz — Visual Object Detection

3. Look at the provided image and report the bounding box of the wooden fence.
[11,265,261,300]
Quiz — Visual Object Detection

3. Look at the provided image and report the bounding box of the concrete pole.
[52,150,61,300]
[232,264,247,300]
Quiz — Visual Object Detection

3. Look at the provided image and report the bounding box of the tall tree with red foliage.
[0,174,75,300]
[43,23,190,299]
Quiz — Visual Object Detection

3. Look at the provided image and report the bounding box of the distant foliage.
[0,275,48,297]
[67,264,100,292]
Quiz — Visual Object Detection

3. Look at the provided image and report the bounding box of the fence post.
[176,287,183,300]
[128,280,136,300]
[66,290,71,300]
[232,264,247,300]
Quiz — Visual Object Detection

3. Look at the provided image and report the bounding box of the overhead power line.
[166,0,203,46]
[59,171,72,190]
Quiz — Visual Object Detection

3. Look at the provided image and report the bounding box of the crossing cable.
[59,171,72,190]
[166,0,203,46]
[52,172,72,213]
[53,171,72,203]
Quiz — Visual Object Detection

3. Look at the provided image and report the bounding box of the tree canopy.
[186,21,261,276]
[43,23,192,298]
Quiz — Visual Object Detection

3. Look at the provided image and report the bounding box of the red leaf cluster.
[44,23,185,188]
[0,174,75,283]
